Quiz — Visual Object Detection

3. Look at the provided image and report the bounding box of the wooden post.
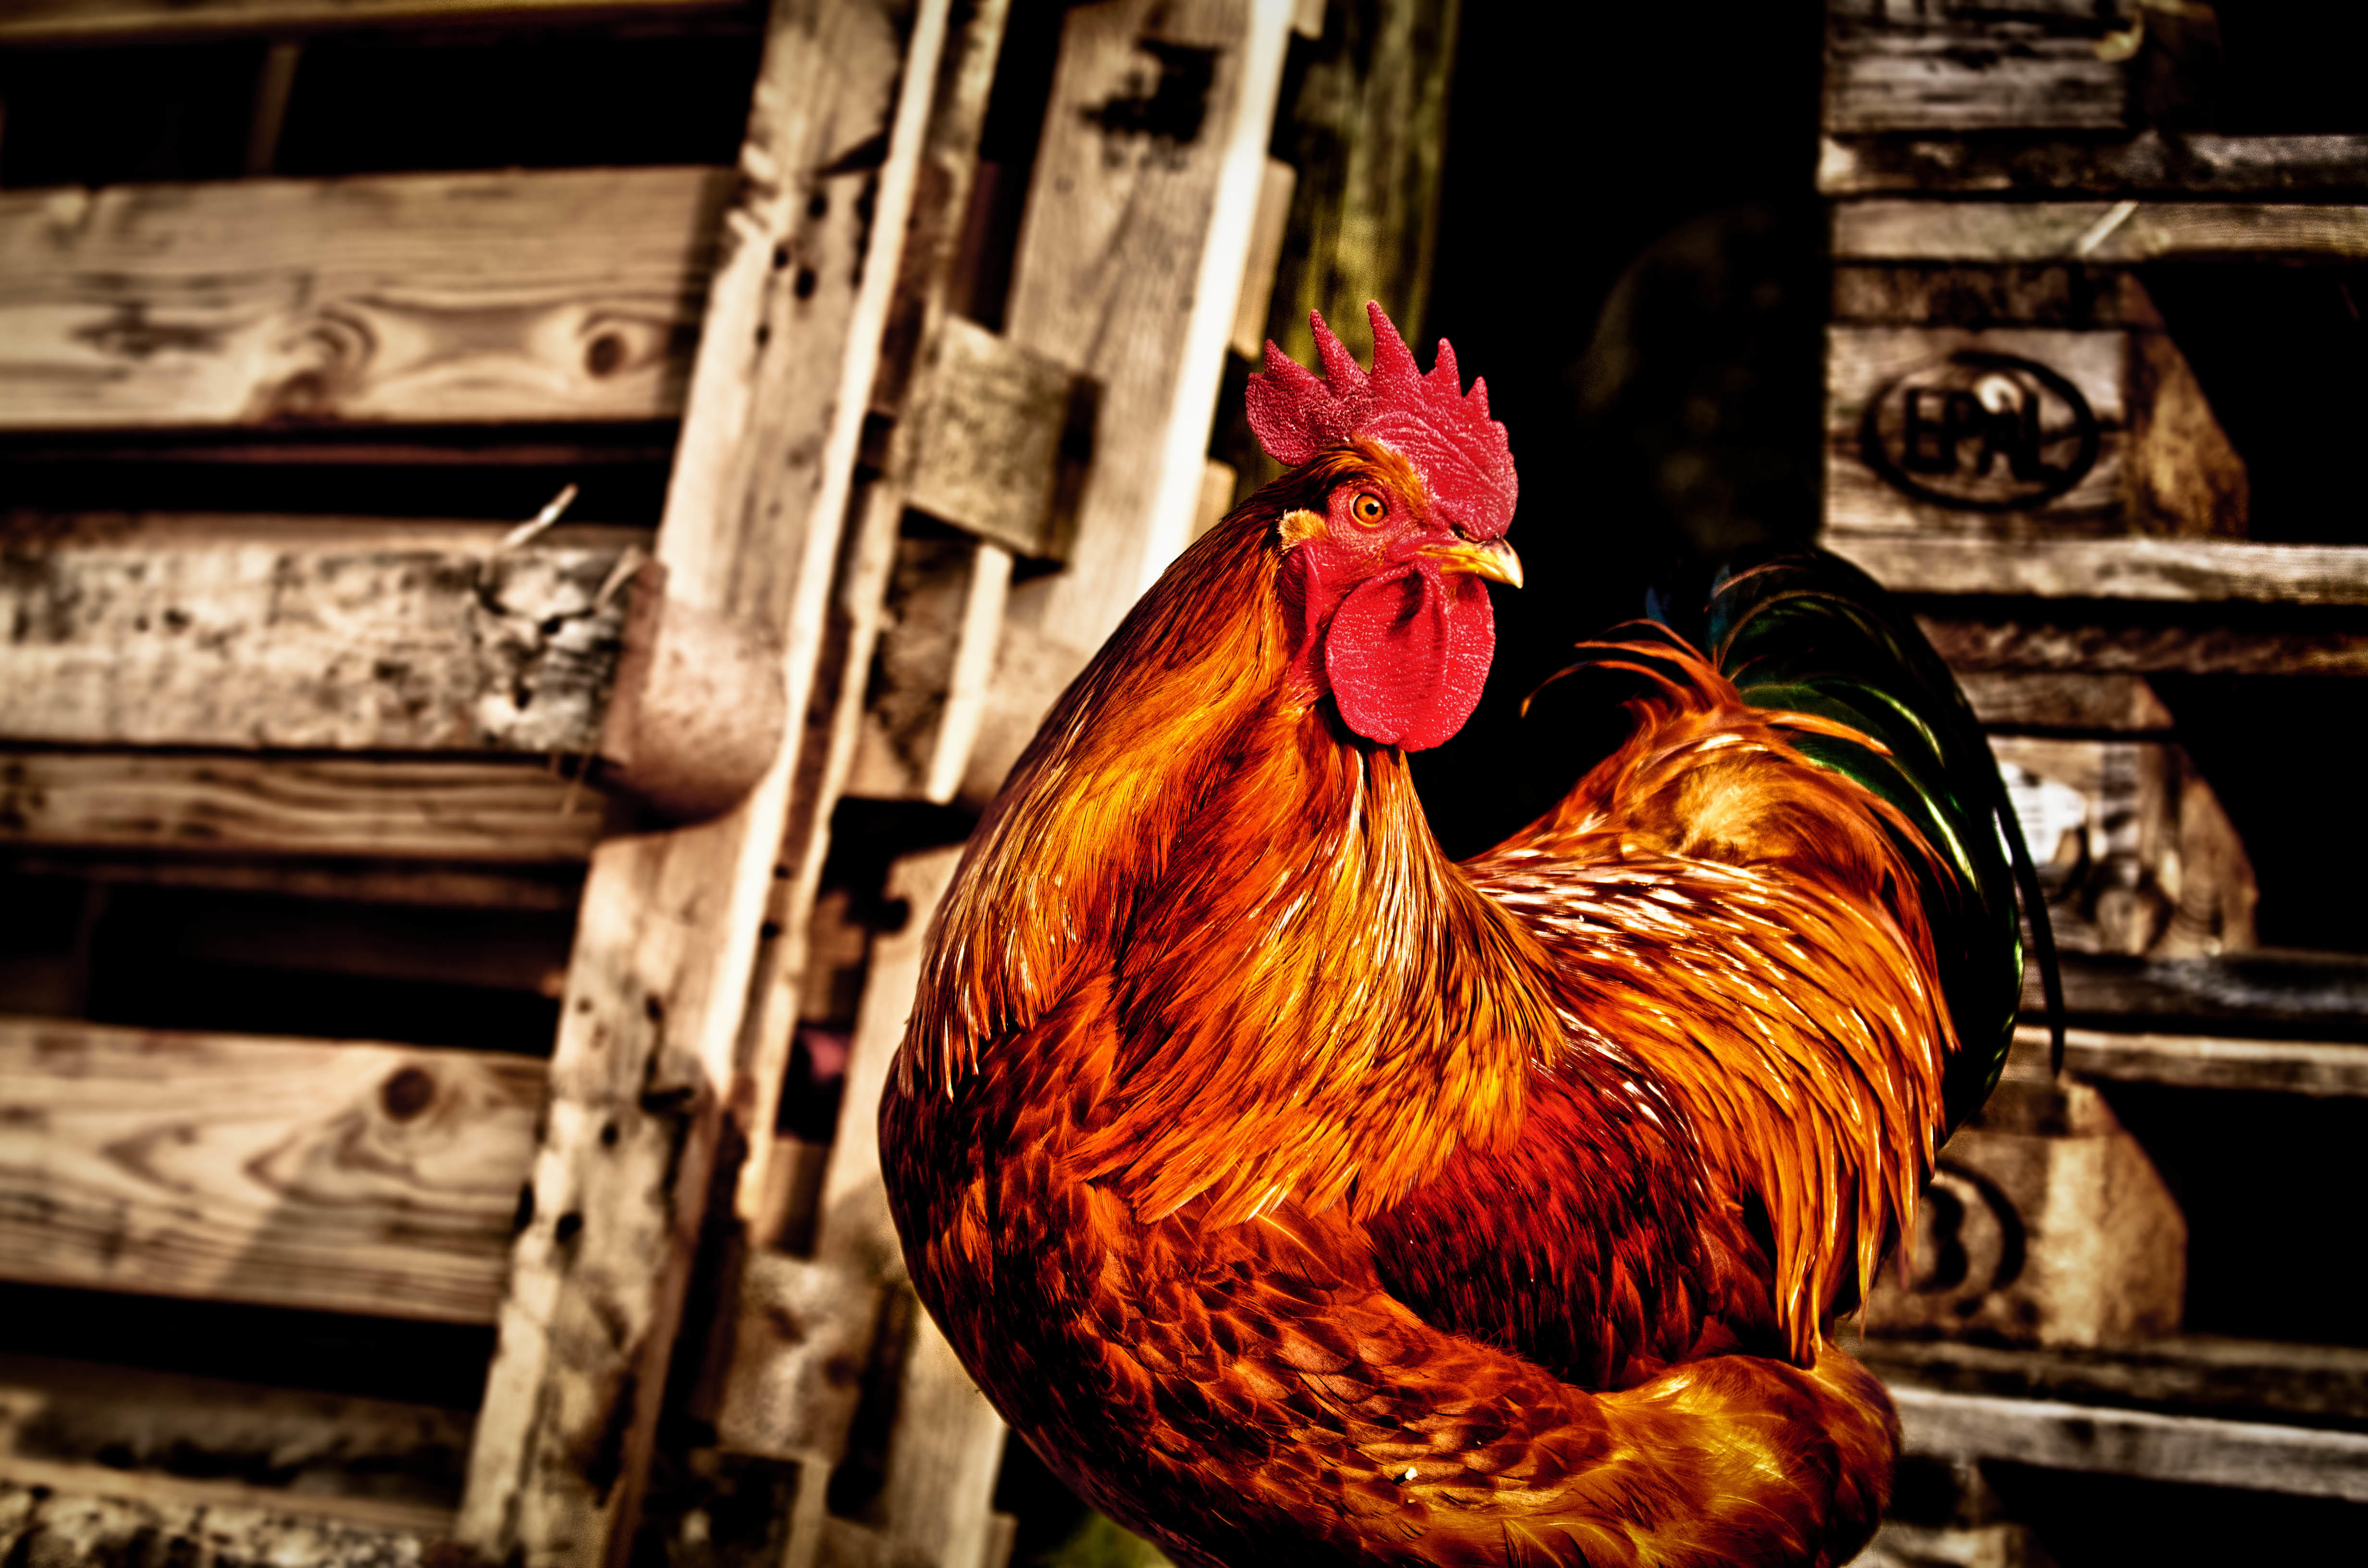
[453,0,951,1562]
[962,0,1296,801]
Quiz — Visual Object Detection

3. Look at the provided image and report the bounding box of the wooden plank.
[0,514,637,752]
[1890,1386,2368,1502]
[1825,8,2133,136]
[1819,132,2368,200]
[1834,200,2368,264]
[2023,951,2368,1040]
[1833,536,2368,606]
[0,1352,472,1514]
[1860,1335,2368,1431]
[0,0,744,44]
[1919,613,2368,678]
[728,0,1015,1235]
[967,0,1296,802]
[0,1018,542,1323]
[0,167,729,431]
[0,751,603,863]
[0,1461,444,1567]
[2012,1023,2368,1100]
[454,0,951,1560]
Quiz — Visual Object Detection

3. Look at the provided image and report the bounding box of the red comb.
[1245,302,1517,539]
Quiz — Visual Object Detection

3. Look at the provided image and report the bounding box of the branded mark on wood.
[1862,349,2101,511]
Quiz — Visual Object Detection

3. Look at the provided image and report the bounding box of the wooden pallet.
[0,0,1461,1563]
[1820,0,2368,1541]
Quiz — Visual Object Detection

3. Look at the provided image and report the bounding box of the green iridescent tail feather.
[1694,550,2050,1137]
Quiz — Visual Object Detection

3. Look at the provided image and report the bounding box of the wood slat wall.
[0,167,728,430]
[0,1018,540,1323]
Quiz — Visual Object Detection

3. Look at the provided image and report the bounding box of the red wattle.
[1322,566,1494,751]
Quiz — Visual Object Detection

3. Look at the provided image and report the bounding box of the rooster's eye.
[1350,492,1387,524]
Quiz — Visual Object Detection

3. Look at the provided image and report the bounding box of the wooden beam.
[0,514,638,752]
[1890,1386,2368,1503]
[0,167,728,431]
[1833,536,2368,607]
[2025,951,2368,1040]
[0,1461,445,1567]
[0,1018,541,1324]
[1833,200,2368,264]
[1819,132,2368,200]
[454,0,952,1560]
[1918,613,2368,678]
[1859,1334,2368,1431]
[0,0,747,45]
[0,751,602,863]
[2012,1023,2368,1099]
[0,1352,471,1514]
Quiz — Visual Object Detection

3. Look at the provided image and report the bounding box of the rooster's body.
[882,307,2022,1567]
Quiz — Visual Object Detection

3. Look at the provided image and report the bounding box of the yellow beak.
[1423,537,1523,589]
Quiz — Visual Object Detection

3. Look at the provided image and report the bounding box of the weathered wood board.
[455,0,951,1559]
[0,0,740,42]
[1819,132,2368,199]
[1859,1334,2368,1431]
[2028,950,2368,1039]
[1834,200,2368,264]
[1919,612,2368,678]
[0,514,638,751]
[0,751,602,863]
[0,1353,473,1514]
[0,1461,444,1568]
[1833,536,2368,606]
[0,1019,541,1323]
[1889,1386,2368,1503]
[2011,1023,2368,1100]
[0,168,728,431]
[1825,0,2134,136]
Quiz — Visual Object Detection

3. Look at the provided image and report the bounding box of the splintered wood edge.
[1891,1387,2368,1502]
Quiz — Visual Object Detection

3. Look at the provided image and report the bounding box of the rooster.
[881,304,2027,1567]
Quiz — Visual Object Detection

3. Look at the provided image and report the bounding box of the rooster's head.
[1246,302,1520,753]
